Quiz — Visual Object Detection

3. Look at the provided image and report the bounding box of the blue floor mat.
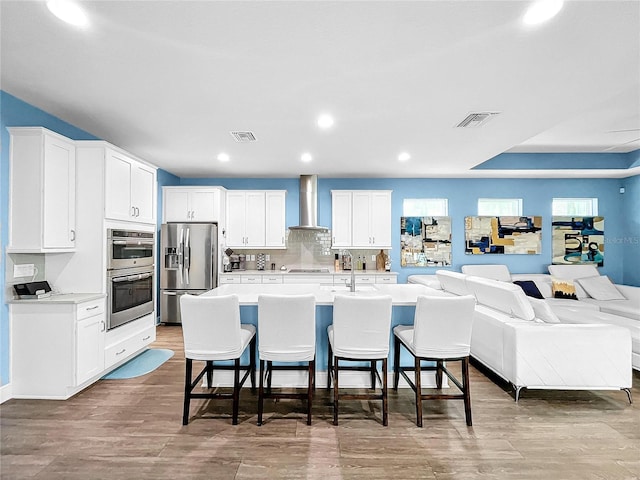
[102,348,174,380]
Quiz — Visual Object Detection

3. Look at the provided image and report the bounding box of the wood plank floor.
[2,325,639,479]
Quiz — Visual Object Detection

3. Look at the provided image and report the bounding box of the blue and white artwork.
[400,216,451,267]
[552,216,604,266]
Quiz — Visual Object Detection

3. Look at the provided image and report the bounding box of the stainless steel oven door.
[107,229,155,270]
[107,266,154,330]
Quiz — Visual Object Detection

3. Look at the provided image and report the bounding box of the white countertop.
[221,269,397,276]
[203,283,443,305]
[7,293,105,305]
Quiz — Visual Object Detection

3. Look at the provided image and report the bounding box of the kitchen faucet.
[344,251,356,292]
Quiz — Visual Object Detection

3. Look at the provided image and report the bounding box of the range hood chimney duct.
[290,175,328,230]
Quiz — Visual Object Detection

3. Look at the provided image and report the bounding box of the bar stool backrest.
[180,294,243,360]
[412,295,476,359]
[332,295,393,358]
[258,294,316,361]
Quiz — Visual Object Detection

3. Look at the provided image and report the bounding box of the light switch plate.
[14,264,35,277]
[371,255,376,261]
[265,254,270,261]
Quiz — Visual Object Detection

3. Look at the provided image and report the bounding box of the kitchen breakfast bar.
[201,283,448,388]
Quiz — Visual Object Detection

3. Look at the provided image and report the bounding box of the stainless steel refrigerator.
[160,222,218,324]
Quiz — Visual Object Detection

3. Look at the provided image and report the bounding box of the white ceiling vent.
[230,131,257,142]
[456,112,500,128]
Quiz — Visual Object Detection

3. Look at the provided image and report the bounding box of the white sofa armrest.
[503,323,632,390]
[407,275,442,289]
[616,284,640,302]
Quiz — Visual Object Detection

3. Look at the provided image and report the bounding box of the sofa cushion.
[461,264,512,282]
[511,274,553,298]
[435,270,470,296]
[528,297,561,323]
[407,275,442,289]
[513,280,544,299]
[576,275,626,301]
[466,276,535,321]
[581,298,640,321]
[548,264,599,298]
[551,279,578,300]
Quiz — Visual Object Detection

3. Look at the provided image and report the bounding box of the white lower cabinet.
[10,297,156,399]
[10,297,107,399]
[104,313,156,369]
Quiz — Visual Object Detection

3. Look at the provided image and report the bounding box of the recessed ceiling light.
[47,0,89,28]
[317,114,335,129]
[398,152,411,162]
[217,153,230,162]
[301,152,313,163]
[523,0,564,25]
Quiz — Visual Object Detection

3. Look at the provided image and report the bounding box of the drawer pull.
[142,335,151,341]
[115,348,126,356]
[86,305,99,311]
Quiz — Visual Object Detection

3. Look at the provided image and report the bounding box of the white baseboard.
[202,370,446,389]
[0,382,12,404]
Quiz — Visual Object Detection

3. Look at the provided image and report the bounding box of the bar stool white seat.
[327,295,393,426]
[257,294,316,426]
[393,295,476,427]
[180,294,256,425]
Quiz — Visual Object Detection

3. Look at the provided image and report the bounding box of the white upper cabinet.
[331,190,392,249]
[330,191,353,248]
[226,190,286,248]
[163,187,226,223]
[8,127,76,252]
[265,191,286,248]
[105,149,156,224]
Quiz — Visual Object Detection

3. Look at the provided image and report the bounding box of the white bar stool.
[393,295,476,427]
[257,294,316,426]
[327,294,393,426]
[180,294,256,425]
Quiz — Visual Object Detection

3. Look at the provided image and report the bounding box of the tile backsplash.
[229,229,384,271]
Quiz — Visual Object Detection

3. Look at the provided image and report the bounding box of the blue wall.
[181,176,635,284]
[2,90,639,390]
[0,91,100,387]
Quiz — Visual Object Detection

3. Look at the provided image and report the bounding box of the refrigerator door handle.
[184,227,191,285]
[178,227,184,285]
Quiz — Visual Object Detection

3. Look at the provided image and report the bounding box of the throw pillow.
[575,275,626,301]
[513,280,544,299]
[551,279,578,300]
[528,297,561,323]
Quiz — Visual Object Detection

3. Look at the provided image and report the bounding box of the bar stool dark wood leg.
[462,357,472,426]
[414,356,423,427]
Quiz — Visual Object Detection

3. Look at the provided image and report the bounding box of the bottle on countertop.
[334,253,340,272]
[362,255,366,271]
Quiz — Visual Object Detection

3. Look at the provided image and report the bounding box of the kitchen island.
[201,283,448,388]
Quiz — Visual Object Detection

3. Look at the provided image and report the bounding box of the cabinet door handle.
[70,229,76,241]
[116,348,126,356]
[100,320,105,332]
[136,207,140,217]
[131,206,136,217]
[191,210,195,219]
[142,335,151,341]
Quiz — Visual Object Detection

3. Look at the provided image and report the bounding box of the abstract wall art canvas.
[465,216,542,255]
[400,216,451,267]
[552,216,604,266]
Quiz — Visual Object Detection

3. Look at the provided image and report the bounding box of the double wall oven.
[106,229,155,330]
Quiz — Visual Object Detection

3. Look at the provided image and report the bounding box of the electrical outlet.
[265,254,270,261]
[14,264,35,277]
[250,254,255,261]
[371,255,376,262]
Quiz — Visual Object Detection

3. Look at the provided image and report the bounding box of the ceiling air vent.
[456,112,500,128]
[230,131,257,142]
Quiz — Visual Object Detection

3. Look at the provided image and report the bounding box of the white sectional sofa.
[410,270,634,402]
[458,264,640,370]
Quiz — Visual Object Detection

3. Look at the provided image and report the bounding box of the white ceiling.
[1,1,639,179]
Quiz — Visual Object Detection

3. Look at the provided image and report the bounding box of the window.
[552,198,598,216]
[477,198,523,216]
[403,198,448,216]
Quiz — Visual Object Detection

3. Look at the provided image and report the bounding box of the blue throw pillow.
[513,280,544,299]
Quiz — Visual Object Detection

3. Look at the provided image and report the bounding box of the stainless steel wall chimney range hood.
[289,175,328,230]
